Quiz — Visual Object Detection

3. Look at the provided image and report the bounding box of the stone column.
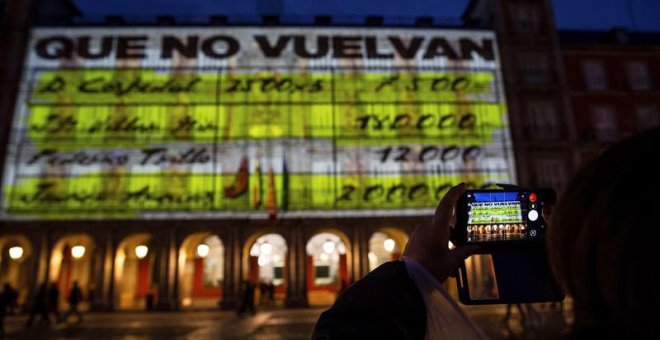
[285,223,307,307]
[155,229,177,310]
[91,232,114,311]
[351,225,370,281]
[220,227,241,310]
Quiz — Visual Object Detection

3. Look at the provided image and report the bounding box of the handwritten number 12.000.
[376,145,481,163]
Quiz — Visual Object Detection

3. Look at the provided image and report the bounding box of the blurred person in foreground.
[548,127,659,338]
[313,128,659,339]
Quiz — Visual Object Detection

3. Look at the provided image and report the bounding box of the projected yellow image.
[1,28,514,219]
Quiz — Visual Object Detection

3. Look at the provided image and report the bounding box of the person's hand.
[403,183,479,283]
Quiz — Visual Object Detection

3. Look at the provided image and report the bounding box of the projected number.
[224,77,324,93]
[336,181,491,203]
[376,145,482,163]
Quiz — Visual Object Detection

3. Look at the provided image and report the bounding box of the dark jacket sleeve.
[312,260,426,340]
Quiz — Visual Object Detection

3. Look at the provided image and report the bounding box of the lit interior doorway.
[247,233,287,307]
[114,233,155,310]
[0,235,33,306]
[178,233,224,309]
[368,228,409,272]
[49,234,96,311]
[306,233,348,306]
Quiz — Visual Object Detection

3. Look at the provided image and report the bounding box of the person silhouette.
[25,283,50,328]
[47,282,60,323]
[62,281,83,324]
[237,280,256,316]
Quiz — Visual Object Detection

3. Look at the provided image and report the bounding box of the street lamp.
[322,240,335,254]
[260,242,273,256]
[8,246,23,260]
[383,238,395,253]
[197,244,210,258]
[71,245,86,259]
[258,255,268,267]
[135,245,149,259]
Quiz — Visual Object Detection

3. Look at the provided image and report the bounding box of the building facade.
[1,1,510,311]
[464,0,578,192]
[2,0,656,313]
[560,29,660,166]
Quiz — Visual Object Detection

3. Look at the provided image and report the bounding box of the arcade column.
[220,227,241,310]
[91,232,113,311]
[351,225,370,281]
[155,229,177,310]
[285,223,307,307]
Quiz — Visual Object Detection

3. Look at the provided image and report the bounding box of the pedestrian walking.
[2,284,18,315]
[62,281,83,324]
[237,280,256,316]
[267,281,275,306]
[47,282,60,323]
[1,287,8,338]
[25,283,50,328]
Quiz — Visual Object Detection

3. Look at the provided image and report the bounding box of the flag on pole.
[266,167,277,219]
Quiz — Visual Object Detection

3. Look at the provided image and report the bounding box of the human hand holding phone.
[402,183,479,284]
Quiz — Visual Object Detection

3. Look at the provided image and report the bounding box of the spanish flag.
[253,159,263,209]
[266,167,277,219]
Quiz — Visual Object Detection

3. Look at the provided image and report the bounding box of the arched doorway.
[306,232,348,306]
[0,235,33,306]
[246,233,287,306]
[49,234,96,311]
[368,228,409,272]
[178,233,224,309]
[114,233,156,310]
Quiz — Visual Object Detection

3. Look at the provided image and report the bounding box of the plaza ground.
[3,302,571,339]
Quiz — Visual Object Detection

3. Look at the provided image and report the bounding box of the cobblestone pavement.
[2,303,571,339]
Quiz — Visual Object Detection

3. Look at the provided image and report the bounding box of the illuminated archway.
[245,233,288,307]
[178,233,224,309]
[368,228,409,272]
[305,232,348,306]
[114,233,155,310]
[49,234,96,311]
[0,235,33,306]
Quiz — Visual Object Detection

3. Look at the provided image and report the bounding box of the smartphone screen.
[456,190,547,244]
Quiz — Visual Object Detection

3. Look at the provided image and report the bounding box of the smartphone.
[453,189,551,247]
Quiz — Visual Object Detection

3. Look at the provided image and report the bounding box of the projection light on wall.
[384,238,395,253]
[197,244,210,258]
[71,245,86,259]
[135,245,149,259]
[9,246,24,260]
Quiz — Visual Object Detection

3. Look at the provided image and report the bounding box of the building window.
[626,61,652,91]
[636,105,659,131]
[520,53,550,84]
[510,4,541,33]
[582,60,608,90]
[527,101,559,138]
[534,158,566,192]
[591,106,618,141]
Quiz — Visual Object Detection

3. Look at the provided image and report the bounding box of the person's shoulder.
[313,261,426,340]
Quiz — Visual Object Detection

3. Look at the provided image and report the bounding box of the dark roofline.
[461,0,480,21]
[559,29,660,47]
[61,0,82,17]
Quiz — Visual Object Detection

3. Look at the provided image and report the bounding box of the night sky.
[71,0,660,31]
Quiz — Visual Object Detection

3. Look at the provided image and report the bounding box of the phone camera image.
[465,191,541,243]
